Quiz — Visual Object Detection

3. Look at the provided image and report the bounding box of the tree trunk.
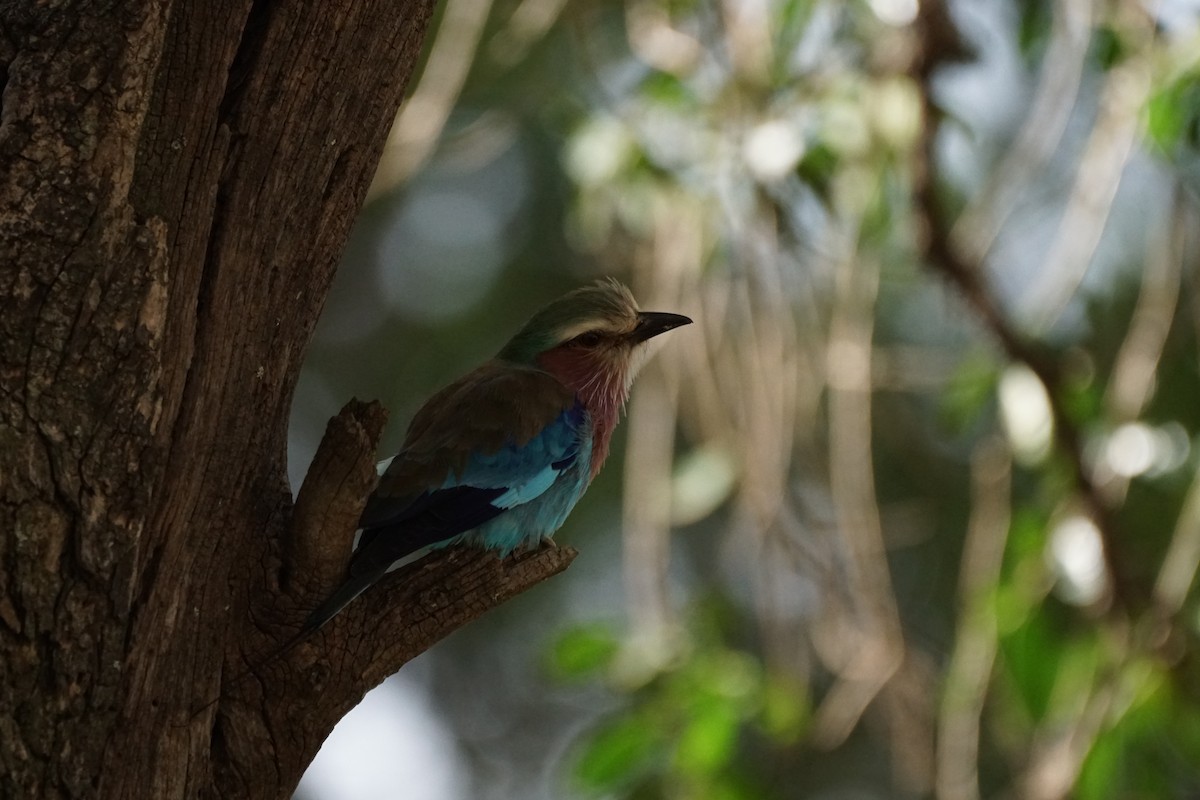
[0,3,575,798]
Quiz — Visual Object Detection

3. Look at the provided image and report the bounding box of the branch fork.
[215,399,577,797]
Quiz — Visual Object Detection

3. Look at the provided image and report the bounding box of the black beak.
[631,311,692,343]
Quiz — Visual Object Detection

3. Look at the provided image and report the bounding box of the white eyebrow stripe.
[555,318,624,343]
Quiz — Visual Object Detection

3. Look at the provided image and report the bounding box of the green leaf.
[1016,0,1053,58]
[1146,72,1200,155]
[675,703,741,775]
[759,675,808,744]
[575,714,664,793]
[1077,666,1172,800]
[1076,724,1124,800]
[941,350,999,432]
[1003,508,1048,574]
[1090,25,1125,70]
[795,142,839,204]
[640,72,697,109]
[550,623,620,681]
[999,611,1062,722]
[1058,367,1101,427]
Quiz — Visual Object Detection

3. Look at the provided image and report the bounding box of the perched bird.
[302,278,690,635]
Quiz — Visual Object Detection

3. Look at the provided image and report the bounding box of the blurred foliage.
[1146,70,1200,156]
[556,604,808,800]
[298,0,1200,798]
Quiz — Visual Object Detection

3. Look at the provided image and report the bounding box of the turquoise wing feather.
[302,363,588,633]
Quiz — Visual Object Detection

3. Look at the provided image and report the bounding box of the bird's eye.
[573,331,603,347]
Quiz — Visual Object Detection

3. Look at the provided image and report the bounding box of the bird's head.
[500,279,690,477]
[498,279,692,393]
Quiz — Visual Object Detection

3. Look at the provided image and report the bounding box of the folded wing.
[302,363,581,632]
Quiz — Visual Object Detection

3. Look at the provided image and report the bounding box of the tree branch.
[286,399,388,602]
[219,542,577,800]
[355,543,579,684]
[909,0,1139,613]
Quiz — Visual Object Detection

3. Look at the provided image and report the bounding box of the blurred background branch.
[936,437,1011,800]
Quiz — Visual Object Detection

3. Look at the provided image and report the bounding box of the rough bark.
[0,2,576,798]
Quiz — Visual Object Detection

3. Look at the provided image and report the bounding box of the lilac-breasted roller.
[301,279,691,634]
